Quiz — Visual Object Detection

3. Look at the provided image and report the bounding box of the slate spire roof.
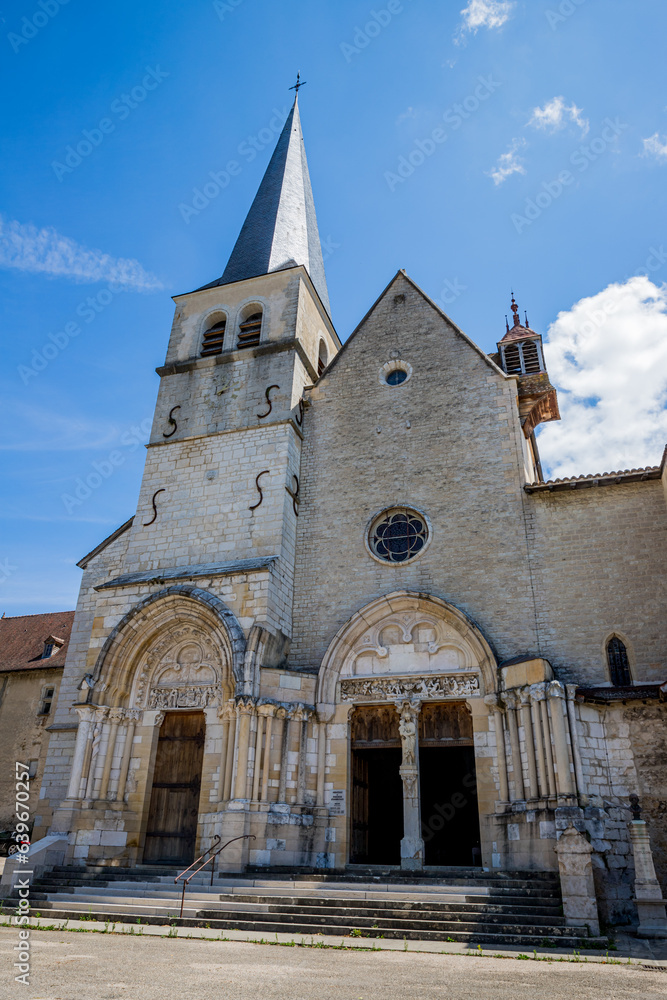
[206,96,331,315]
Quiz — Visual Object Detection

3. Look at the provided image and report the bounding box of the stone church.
[35,94,666,926]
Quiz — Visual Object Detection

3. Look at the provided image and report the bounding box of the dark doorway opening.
[143,711,205,866]
[351,748,403,865]
[420,746,481,866]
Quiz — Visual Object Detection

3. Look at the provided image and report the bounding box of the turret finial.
[510,292,520,327]
[289,72,307,97]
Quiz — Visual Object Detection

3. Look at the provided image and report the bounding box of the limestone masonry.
[31,93,666,928]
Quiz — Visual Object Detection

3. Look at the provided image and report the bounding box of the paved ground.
[1,928,666,1000]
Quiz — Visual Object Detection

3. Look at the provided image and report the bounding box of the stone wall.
[0,666,62,829]
[292,272,541,673]
[526,482,666,685]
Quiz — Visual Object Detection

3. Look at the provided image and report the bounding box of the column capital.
[126,708,141,723]
[108,708,125,724]
[73,704,97,724]
[218,700,236,721]
[528,682,547,702]
[502,689,520,710]
[257,702,277,718]
[484,693,503,710]
[547,680,566,700]
[236,697,256,716]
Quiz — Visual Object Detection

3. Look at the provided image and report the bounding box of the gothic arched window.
[317,340,328,376]
[606,636,632,687]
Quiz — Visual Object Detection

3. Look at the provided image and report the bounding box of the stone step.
[22,891,568,928]
[25,883,564,918]
[2,903,602,949]
[35,873,562,900]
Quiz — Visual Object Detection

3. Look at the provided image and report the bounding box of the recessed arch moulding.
[317,591,498,715]
[90,586,252,710]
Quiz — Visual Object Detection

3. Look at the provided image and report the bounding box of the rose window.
[368,508,428,564]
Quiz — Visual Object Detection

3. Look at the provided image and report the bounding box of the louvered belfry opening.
[501,339,543,375]
[200,318,226,357]
[521,339,542,373]
[503,342,522,374]
[607,637,632,687]
[237,311,262,349]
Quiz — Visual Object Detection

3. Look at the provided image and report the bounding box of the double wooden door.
[143,712,205,866]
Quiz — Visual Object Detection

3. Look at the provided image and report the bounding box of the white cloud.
[642,133,667,161]
[528,96,589,136]
[487,138,527,185]
[537,276,667,479]
[458,0,516,38]
[0,216,162,291]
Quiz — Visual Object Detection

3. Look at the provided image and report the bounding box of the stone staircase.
[0,864,607,948]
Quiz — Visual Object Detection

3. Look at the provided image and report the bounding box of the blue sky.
[2,0,667,616]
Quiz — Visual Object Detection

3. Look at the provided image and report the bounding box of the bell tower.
[496,294,560,482]
[120,92,340,660]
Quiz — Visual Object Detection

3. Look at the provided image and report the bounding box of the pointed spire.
[209,93,331,315]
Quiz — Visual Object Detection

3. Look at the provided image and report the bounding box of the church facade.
[35,95,667,925]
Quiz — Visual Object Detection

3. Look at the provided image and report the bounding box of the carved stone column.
[84,707,108,801]
[217,701,234,803]
[531,684,556,798]
[272,707,287,803]
[396,699,424,871]
[316,718,327,808]
[484,695,509,803]
[115,710,140,802]
[565,684,587,804]
[504,691,525,801]
[528,686,548,798]
[258,704,275,803]
[98,708,124,801]
[538,687,557,797]
[233,698,255,800]
[296,707,311,805]
[519,688,539,800]
[548,681,574,798]
[251,708,269,802]
[66,705,96,800]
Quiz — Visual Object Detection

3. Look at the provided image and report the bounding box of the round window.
[386,368,407,386]
[379,359,413,387]
[368,508,429,564]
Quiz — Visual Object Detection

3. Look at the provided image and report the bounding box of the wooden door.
[143,712,205,866]
[351,751,369,862]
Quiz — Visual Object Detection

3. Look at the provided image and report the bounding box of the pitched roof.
[199,97,331,316]
[0,611,75,674]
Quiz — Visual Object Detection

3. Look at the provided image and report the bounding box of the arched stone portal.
[317,592,500,870]
[63,587,248,866]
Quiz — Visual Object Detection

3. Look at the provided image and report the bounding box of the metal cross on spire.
[289,72,307,96]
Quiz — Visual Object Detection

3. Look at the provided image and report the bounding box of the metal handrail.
[174,835,221,887]
[174,834,255,918]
